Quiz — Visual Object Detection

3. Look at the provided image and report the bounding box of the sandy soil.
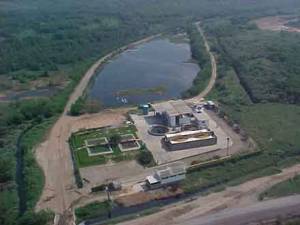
[255,16,300,33]
[79,160,145,190]
[119,164,300,225]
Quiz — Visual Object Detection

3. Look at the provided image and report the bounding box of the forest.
[204,18,300,104]
[1,0,300,224]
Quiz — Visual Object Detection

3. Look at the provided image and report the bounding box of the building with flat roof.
[164,129,217,151]
[152,100,193,128]
[146,162,186,189]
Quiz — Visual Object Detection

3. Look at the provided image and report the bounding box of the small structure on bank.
[146,162,186,189]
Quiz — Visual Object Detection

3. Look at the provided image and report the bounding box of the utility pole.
[105,186,112,218]
[226,137,230,156]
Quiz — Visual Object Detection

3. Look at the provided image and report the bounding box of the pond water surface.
[88,37,199,107]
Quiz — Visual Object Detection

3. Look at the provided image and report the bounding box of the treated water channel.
[88,36,199,107]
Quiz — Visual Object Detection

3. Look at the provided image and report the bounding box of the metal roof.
[152,100,193,116]
[155,162,186,179]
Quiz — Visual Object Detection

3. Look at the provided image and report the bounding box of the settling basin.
[88,36,199,107]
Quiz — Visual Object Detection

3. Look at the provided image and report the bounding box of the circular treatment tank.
[148,125,169,136]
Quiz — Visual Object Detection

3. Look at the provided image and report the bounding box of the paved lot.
[131,110,233,165]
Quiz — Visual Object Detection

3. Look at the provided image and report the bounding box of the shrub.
[137,150,154,166]
[109,134,121,146]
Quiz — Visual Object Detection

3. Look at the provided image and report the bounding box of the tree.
[18,210,53,225]
[69,97,84,116]
[0,157,12,183]
[109,134,121,146]
[137,150,153,166]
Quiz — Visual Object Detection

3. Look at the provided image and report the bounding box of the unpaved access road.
[35,35,160,222]
[174,195,300,225]
[119,164,300,225]
[187,22,217,104]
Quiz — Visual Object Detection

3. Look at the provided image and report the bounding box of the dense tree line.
[182,24,211,98]
[1,0,300,224]
[204,18,300,104]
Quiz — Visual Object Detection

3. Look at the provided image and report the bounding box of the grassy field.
[259,175,300,200]
[237,103,300,152]
[71,125,136,149]
[180,18,300,198]
[69,125,142,167]
[75,201,110,224]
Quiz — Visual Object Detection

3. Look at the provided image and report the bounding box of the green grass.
[237,103,300,151]
[70,125,142,167]
[208,67,252,107]
[75,200,161,225]
[75,201,110,224]
[259,175,300,200]
[116,85,167,97]
[21,117,57,209]
[181,153,282,194]
[71,125,137,149]
[74,149,107,167]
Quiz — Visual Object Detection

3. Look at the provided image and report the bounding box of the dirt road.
[35,35,160,224]
[119,164,300,225]
[187,22,217,104]
[176,195,300,225]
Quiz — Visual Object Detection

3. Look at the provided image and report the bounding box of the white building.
[146,162,186,189]
[164,129,217,151]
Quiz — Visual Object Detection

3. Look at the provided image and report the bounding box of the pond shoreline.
[87,35,199,107]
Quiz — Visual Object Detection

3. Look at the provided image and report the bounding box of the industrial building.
[164,129,217,151]
[146,162,186,189]
[152,100,194,128]
[152,100,207,129]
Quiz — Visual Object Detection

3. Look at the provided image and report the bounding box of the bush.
[109,134,121,146]
[18,210,53,225]
[91,184,106,193]
[137,150,154,166]
[69,97,84,116]
[0,157,13,183]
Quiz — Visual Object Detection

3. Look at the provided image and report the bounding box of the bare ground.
[119,164,300,225]
[255,16,300,33]
[35,110,127,214]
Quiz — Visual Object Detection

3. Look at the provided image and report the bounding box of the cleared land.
[255,16,300,33]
